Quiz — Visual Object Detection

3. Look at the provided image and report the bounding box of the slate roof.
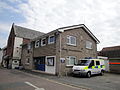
[13,24,45,39]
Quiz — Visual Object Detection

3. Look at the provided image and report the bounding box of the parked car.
[72,59,105,78]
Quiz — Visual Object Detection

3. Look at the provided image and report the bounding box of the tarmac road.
[0,68,84,90]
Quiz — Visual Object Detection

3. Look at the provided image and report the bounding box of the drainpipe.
[58,33,62,77]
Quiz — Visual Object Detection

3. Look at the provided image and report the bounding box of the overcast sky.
[0,0,120,50]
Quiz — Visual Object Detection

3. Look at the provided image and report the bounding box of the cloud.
[0,0,120,50]
[0,1,20,13]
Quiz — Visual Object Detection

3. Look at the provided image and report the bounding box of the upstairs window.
[41,38,46,46]
[86,41,92,49]
[67,35,76,46]
[27,43,31,50]
[35,40,40,48]
[66,56,76,66]
[48,35,55,44]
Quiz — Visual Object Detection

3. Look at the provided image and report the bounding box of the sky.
[0,0,120,51]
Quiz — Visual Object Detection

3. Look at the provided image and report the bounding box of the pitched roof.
[13,24,45,39]
[58,24,100,44]
[102,46,120,51]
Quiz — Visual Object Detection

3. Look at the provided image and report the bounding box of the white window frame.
[35,40,40,48]
[41,38,46,46]
[48,35,55,44]
[46,56,55,66]
[67,35,76,46]
[66,56,76,66]
[86,41,92,49]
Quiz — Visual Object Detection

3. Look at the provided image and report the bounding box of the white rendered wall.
[45,56,56,74]
[13,37,23,59]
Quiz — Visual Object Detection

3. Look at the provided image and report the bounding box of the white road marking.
[25,82,45,90]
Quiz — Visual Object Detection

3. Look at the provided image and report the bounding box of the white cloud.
[0,1,20,13]
[0,0,120,50]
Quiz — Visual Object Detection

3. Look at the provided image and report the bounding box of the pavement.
[0,68,120,90]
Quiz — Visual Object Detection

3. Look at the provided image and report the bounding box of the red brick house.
[4,23,44,68]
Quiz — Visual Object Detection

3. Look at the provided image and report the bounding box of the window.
[96,61,100,65]
[27,43,31,49]
[67,35,76,46]
[47,57,54,66]
[89,60,94,68]
[86,41,92,49]
[48,35,55,44]
[35,40,40,48]
[26,58,30,64]
[41,38,46,46]
[66,56,76,66]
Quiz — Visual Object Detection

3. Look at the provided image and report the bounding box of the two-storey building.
[21,24,100,75]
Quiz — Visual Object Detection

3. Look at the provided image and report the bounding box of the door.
[34,57,45,71]
[88,60,96,75]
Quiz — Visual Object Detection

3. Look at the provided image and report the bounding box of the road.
[0,69,83,90]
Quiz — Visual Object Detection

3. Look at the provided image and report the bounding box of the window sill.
[67,44,77,47]
[66,65,74,68]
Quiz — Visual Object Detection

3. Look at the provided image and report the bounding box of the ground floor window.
[46,57,54,66]
[66,56,76,66]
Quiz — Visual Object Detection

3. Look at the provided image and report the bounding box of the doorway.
[34,56,45,71]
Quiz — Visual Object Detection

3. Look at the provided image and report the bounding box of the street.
[0,69,83,90]
[0,68,120,90]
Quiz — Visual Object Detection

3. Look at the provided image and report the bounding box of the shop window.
[47,57,54,66]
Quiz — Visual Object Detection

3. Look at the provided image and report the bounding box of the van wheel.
[86,72,91,78]
[100,70,104,76]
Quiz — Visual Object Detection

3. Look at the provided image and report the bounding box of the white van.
[72,59,105,77]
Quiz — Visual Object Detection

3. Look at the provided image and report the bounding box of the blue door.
[34,57,45,71]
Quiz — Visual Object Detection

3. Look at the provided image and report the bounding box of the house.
[1,47,7,67]
[0,48,3,66]
[21,24,100,76]
[4,23,44,69]
[98,46,120,73]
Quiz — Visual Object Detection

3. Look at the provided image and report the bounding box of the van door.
[88,60,95,75]
[95,61,101,74]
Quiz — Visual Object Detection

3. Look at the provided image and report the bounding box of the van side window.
[89,60,94,68]
[96,61,100,65]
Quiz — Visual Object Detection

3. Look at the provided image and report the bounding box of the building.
[0,48,3,66]
[98,46,120,73]
[4,23,44,69]
[1,47,7,67]
[21,24,100,75]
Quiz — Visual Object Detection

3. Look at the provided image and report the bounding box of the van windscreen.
[77,60,91,66]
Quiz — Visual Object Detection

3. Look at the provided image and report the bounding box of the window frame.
[35,40,40,48]
[67,35,76,46]
[86,41,92,49]
[41,38,46,46]
[48,35,55,44]
[66,56,76,66]
[46,56,55,66]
